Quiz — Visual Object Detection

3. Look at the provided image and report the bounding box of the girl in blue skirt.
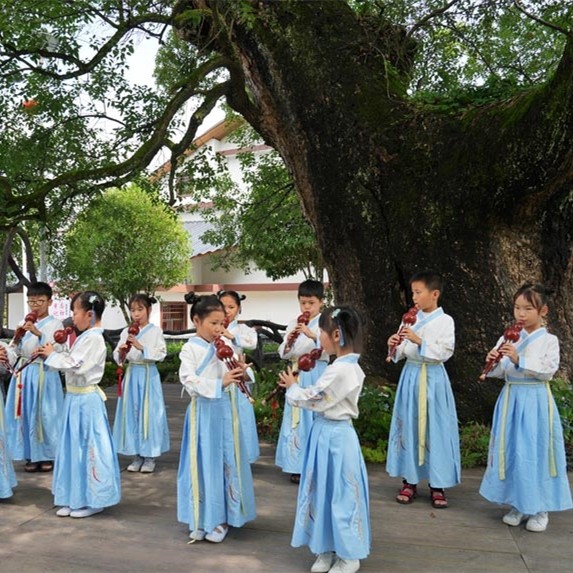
[113,293,169,473]
[479,283,573,532]
[177,293,256,543]
[279,306,370,573]
[218,289,260,463]
[38,291,121,518]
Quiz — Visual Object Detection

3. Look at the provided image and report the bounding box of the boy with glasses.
[4,282,65,472]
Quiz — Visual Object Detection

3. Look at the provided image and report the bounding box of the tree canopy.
[54,185,190,316]
[1,1,570,228]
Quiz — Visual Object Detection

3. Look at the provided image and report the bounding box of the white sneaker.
[311,552,335,573]
[502,507,528,526]
[329,558,360,573]
[56,506,71,517]
[70,507,104,518]
[205,524,228,543]
[140,458,156,473]
[127,455,144,472]
[188,529,206,541]
[526,512,549,532]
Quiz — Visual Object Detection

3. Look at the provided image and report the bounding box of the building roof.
[183,220,222,257]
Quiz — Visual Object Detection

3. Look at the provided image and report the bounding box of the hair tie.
[88,294,97,326]
[332,308,345,347]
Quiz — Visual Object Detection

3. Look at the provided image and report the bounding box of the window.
[161,302,187,332]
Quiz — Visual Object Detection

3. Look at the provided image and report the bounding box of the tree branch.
[513,1,571,37]
[406,0,463,40]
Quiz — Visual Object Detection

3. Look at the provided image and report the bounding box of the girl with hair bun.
[278,305,370,573]
[112,293,170,474]
[479,283,573,532]
[177,293,256,544]
[218,290,260,463]
[37,291,121,518]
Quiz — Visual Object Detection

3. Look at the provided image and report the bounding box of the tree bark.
[176,0,573,421]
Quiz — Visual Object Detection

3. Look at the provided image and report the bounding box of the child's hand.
[402,327,422,346]
[485,347,499,363]
[499,342,519,364]
[126,334,143,351]
[24,322,41,337]
[298,324,316,341]
[221,328,234,340]
[235,354,253,380]
[388,333,401,347]
[278,366,297,389]
[36,342,54,357]
[223,368,243,387]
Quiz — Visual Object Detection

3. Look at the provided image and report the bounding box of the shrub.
[252,362,286,442]
[459,422,490,469]
[353,380,396,463]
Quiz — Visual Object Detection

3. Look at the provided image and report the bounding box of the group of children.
[0,273,572,573]
[385,272,572,538]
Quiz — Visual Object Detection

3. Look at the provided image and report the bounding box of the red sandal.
[396,480,417,504]
[429,486,448,509]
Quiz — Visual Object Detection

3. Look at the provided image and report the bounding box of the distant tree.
[54,185,191,319]
[176,119,324,281]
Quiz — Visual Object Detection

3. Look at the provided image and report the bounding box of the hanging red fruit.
[22,99,39,111]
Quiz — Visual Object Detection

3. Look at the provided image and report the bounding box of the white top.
[487,327,559,382]
[286,353,364,421]
[278,315,329,362]
[226,320,257,351]
[393,307,455,364]
[7,315,64,362]
[113,323,166,364]
[179,337,226,399]
[44,328,106,388]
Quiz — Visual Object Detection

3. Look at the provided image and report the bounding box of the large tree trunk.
[177,0,573,422]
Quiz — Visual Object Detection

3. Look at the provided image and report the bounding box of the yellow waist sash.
[66,384,107,402]
[406,359,438,466]
[290,358,300,428]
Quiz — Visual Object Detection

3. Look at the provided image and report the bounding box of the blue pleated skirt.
[177,390,256,533]
[112,363,170,457]
[292,416,370,560]
[479,383,573,514]
[4,362,64,461]
[237,389,260,463]
[275,362,327,474]
[0,390,17,498]
[386,361,461,487]
[52,391,121,510]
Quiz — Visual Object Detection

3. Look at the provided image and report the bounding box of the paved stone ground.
[1,383,573,573]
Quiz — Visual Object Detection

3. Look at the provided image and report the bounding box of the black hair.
[184,293,224,320]
[217,290,246,308]
[513,283,553,311]
[28,281,53,299]
[129,293,157,309]
[298,279,324,299]
[319,305,365,353]
[71,291,105,320]
[409,270,443,294]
